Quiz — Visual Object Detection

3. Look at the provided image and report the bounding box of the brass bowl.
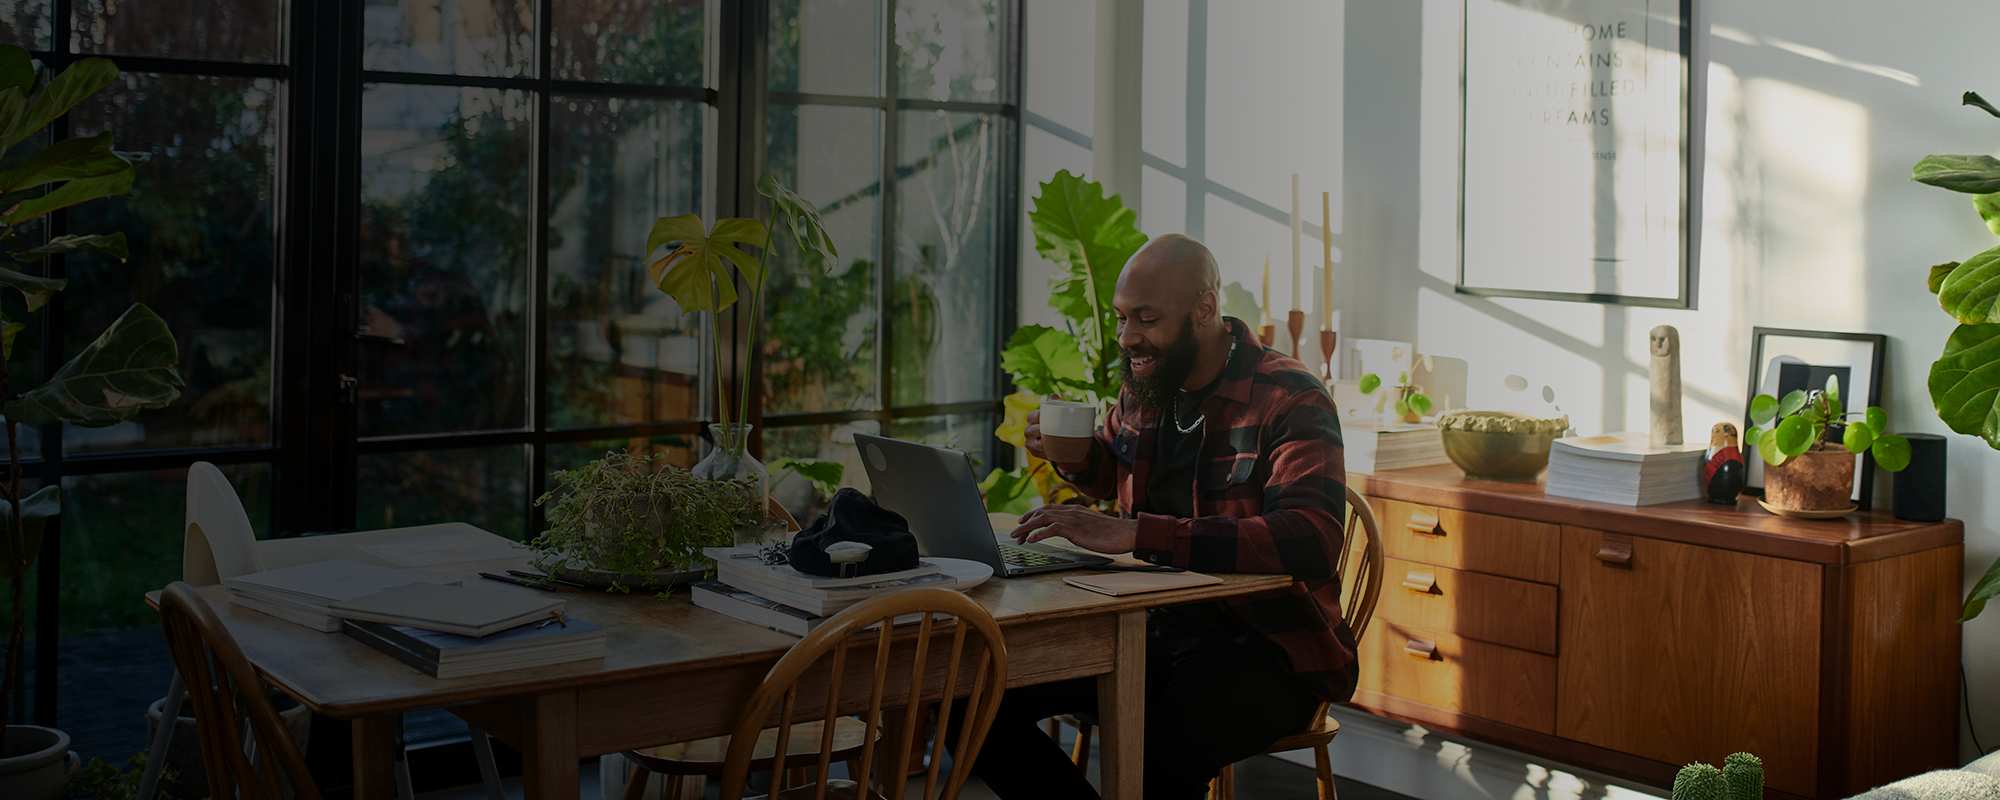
[1435,411,1568,482]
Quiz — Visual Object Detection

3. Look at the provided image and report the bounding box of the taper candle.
[1320,192,1333,330]
[1290,173,1301,308]
[1260,255,1272,323]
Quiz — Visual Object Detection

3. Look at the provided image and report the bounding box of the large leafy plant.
[644,175,836,439]
[530,450,758,591]
[0,48,183,733]
[1913,91,2000,621]
[1742,376,1909,471]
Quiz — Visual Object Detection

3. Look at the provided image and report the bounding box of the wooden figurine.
[1703,422,1747,504]
[1649,325,1683,448]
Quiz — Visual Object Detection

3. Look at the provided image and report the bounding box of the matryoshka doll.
[1703,422,1747,505]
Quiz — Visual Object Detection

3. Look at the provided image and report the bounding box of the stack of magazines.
[1344,421,1449,473]
[1545,433,1706,506]
[692,546,952,636]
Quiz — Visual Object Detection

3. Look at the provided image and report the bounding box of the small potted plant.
[1744,376,1910,514]
[530,451,764,592]
[1360,371,1433,424]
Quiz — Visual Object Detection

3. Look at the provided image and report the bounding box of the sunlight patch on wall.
[1745,77,1870,324]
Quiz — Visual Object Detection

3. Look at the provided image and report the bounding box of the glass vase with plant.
[530,450,762,592]
[1742,376,1909,512]
[0,47,183,795]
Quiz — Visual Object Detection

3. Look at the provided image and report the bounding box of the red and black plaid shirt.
[1059,317,1358,701]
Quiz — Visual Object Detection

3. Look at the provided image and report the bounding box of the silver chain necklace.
[1169,337,1235,435]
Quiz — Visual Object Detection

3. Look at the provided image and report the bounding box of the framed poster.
[1739,328,1886,508]
[1458,0,1695,307]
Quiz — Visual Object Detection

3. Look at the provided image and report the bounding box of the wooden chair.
[704,587,1009,800]
[158,581,320,800]
[1053,485,1385,800]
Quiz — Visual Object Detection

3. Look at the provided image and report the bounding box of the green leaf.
[644,214,767,312]
[978,467,1039,515]
[0,319,22,360]
[1775,415,1816,457]
[1,165,132,225]
[14,232,126,261]
[1825,374,1841,409]
[0,46,33,95]
[1978,194,2000,238]
[1842,422,1874,453]
[1407,392,1433,417]
[1030,170,1146,358]
[1758,428,1788,466]
[0,265,63,311]
[1743,425,1762,447]
[1965,555,2000,622]
[0,485,61,577]
[1930,322,2000,448]
[757,174,837,270]
[1359,373,1382,394]
[1779,389,1808,417]
[999,324,1088,397]
[770,457,843,499]
[1749,394,1780,424]
[0,132,127,194]
[1940,244,2000,323]
[1931,262,1961,295]
[1967,91,2000,119]
[1914,154,2000,195]
[2,57,117,151]
[1871,433,1912,472]
[2,303,182,426]
[1865,406,1888,432]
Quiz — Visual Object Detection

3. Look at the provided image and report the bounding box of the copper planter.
[1763,447,1855,512]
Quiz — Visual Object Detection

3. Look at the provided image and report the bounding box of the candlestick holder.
[1258,322,1275,347]
[1319,329,1337,379]
[1286,310,1306,359]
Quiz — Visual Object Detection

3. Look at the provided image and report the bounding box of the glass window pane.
[770,0,882,96]
[363,0,534,77]
[359,85,532,436]
[60,465,269,762]
[547,96,705,429]
[72,0,283,63]
[893,110,999,406]
[0,0,50,49]
[547,435,699,475]
[887,412,995,468]
[762,104,881,414]
[895,0,1003,102]
[357,446,528,540]
[553,0,705,86]
[65,73,279,453]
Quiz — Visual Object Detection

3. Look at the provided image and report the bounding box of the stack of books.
[1345,421,1449,474]
[1545,433,1706,506]
[692,547,953,636]
[225,560,605,678]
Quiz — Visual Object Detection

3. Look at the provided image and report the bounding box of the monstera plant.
[0,46,182,795]
[1913,90,2000,622]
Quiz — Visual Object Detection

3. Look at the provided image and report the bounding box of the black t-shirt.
[1143,375,1220,519]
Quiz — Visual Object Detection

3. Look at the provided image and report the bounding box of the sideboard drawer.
[1374,498,1560,584]
[1376,557,1558,654]
[1357,621,1557,734]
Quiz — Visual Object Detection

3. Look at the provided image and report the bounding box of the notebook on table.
[1061,572,1223,597]
[224,559,450,632]
[328,582,566,637]
[342,617,605,679]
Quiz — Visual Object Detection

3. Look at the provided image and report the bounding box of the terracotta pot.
[1764,446,1856,511]
[0,725,77,800]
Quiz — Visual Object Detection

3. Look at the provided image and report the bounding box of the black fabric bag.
[787,488,921,577]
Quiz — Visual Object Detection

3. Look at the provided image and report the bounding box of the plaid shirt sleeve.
[1130,386,1346,577]
[1053,400,1122,502]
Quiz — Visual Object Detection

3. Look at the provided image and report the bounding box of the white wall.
[1345,0,2000,762]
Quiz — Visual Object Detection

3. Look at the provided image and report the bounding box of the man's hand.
[1009,504,1138,555]
[1024,409,1090,472]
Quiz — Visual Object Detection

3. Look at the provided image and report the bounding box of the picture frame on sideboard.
[1740,327,1887,509]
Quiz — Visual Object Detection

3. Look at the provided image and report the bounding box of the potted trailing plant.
[1359,371,1433,424]
[1743,377,1908,513]
[0,48,183,799]
[530,450,762,592]
[644,175,837,543]
[1912,91,2000,620]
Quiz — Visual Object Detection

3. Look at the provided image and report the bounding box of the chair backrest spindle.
[159,581,318,800]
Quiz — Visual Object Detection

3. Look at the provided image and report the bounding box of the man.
[965,234,1357,799]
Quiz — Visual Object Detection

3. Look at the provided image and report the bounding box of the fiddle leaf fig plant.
[0,47,183,733]
[1742,375,1909,471]
[1913,89,2000,621]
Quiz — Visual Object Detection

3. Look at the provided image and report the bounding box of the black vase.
[1893,434,1947,523]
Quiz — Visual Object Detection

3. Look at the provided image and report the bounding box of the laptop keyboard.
[999,542,1067,568]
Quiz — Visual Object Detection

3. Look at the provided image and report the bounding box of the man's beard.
[1121,315,1202,410]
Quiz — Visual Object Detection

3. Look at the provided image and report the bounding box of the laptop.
[854,433,1112,577]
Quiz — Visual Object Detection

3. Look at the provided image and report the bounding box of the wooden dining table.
[157,525,1292,799]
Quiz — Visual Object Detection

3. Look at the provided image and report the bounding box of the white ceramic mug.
[1040,399,1097,464]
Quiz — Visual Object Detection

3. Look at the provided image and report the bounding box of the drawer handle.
[1595,535,1634,566]
[1404,639,1438,659]
[1401,570,1438,593]
[1406,511,1444,537]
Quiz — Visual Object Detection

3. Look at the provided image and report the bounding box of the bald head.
[1118,233,1220,302]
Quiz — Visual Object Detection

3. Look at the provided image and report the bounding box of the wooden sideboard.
[1346,465,1964,799]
